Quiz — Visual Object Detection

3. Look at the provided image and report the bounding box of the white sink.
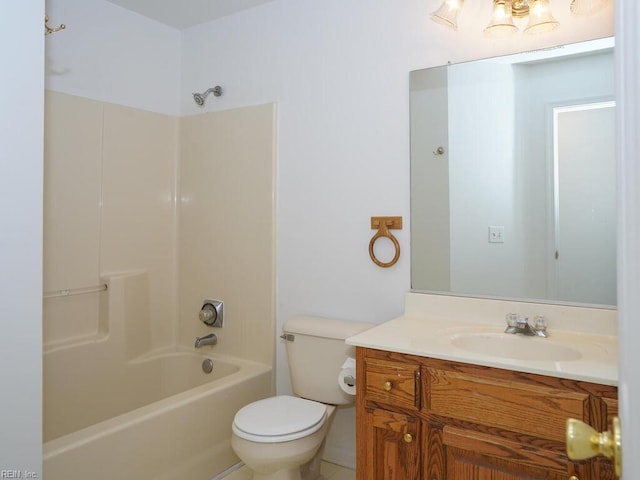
[450,332,582,362]
[346,305,617,385]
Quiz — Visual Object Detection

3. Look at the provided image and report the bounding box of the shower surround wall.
[44,92,179,347]
[44,90,276,363]
[43,91,276,478]
[179,105,277,363]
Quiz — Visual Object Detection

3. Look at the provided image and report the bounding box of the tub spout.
[195,333,218,348]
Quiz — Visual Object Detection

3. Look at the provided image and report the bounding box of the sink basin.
[450,333,582,362]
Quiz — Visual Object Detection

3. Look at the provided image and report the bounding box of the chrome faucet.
[195,333,218,348]
[504,314,548,337]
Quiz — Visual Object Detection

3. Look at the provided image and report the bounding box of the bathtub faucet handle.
[195,333,218,348]
[199,300,224,327]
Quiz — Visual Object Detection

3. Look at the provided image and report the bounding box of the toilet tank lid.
[283,316,374,340]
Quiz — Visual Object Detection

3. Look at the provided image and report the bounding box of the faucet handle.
[505,312,519,327]
[199,300,224,327]
[534,315,548,331]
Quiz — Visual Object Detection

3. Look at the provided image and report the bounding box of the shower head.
[193,92,206,106]
[192,86,223,107]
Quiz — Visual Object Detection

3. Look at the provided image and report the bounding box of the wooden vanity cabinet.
[355,347,618,480]
[358,353,422,479]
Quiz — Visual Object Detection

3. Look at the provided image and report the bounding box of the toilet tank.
[283,316,374,405]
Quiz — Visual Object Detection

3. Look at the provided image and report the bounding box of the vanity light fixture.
[430,0,465,30]
[523,0,560,34]
[484,0,518,37]
[569,0,611,15]
[430,0,611,36]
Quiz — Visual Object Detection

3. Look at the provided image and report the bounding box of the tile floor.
[223,461,355,480]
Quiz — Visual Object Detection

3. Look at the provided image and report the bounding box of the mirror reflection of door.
[552,102,616,305]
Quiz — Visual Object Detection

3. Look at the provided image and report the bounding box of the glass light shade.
[484,0,518,37]
[570,0,610,16]
[430,0,464,30]
[524,0,559,34]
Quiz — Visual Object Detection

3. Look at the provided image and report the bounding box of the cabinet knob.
[566,417,621,478]
[383,381,393,391]
[403,433,413,443]
[569,476,579,480]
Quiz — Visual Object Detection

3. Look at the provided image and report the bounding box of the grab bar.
[43,283,108,299]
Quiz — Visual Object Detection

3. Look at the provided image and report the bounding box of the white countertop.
[346,294,618,386]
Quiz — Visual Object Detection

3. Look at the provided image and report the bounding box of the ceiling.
[105,0,276,29]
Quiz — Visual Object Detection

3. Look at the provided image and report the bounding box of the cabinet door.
[595,397,619,480]
[360,408,420,480]
[425,420,581,480]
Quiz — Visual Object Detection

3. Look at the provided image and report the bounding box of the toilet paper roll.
[338,357,357,396]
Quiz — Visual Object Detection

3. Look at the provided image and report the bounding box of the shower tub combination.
[43,272,273,480]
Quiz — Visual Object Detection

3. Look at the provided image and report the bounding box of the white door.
[616,1,639,478]
[553,102,616,305]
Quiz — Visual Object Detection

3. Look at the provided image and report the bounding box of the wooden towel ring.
[369,216,402,268]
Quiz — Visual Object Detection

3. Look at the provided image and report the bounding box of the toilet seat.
[232,395,327,443]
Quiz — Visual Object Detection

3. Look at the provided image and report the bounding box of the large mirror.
[410,37,616,307]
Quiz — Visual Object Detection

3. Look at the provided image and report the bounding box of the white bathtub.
[43,348,272,479]
[43,272,273,480]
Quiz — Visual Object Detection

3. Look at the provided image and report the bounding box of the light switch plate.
[489,226,505,243]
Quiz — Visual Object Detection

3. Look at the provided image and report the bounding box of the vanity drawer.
[426,368,589,442]
[364,358,419,410]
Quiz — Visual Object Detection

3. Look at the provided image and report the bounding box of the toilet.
[231,316,372,480]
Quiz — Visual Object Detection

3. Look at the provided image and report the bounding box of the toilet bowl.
[230,316,373,480]
[231,396,337,480]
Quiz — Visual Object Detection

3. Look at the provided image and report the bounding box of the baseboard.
[209,462,244,480]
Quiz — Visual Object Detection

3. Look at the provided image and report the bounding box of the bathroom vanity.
[354,347,617,480]
[372,36,621,480]
[346,294,618,480]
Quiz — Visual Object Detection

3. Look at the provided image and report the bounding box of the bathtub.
[43,348,272,479]
[43,272,273,480]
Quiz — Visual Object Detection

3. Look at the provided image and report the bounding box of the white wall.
[448,62,519,297]
[45,0,181,115]
[0,2,44,475]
